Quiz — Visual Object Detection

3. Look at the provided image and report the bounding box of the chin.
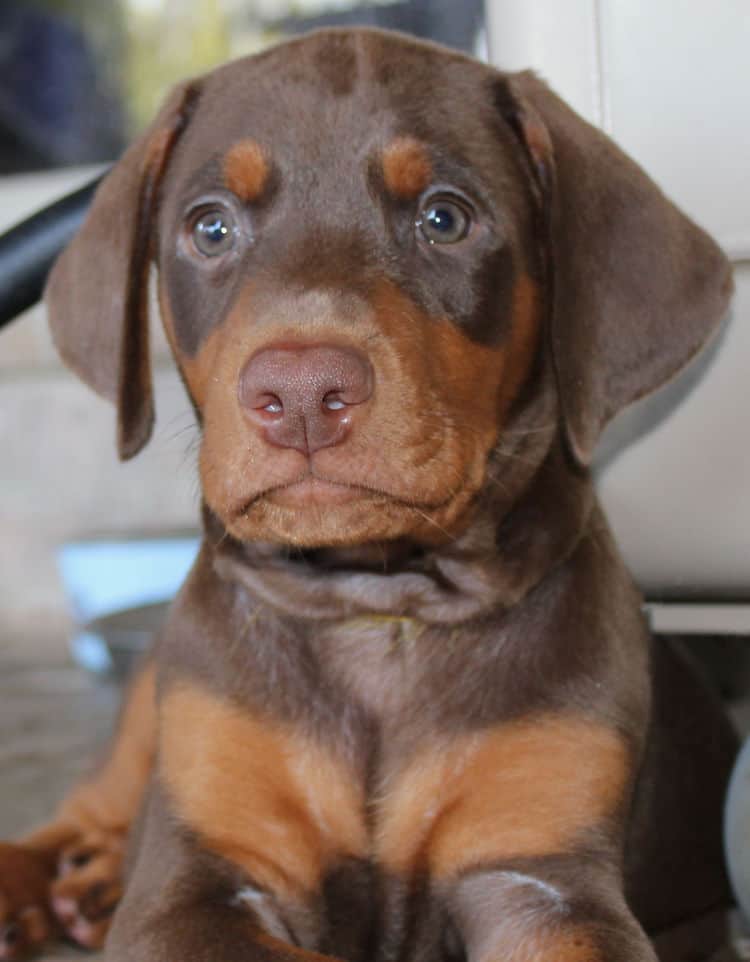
[220,485,480,549]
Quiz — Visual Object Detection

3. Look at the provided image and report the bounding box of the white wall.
[488,0,750,600]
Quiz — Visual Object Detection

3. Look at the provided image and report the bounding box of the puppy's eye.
[191,209,237,256]
[417,199,471,245]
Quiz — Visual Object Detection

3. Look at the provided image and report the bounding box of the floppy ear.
[45,81,200,460]
[496,72,733,468]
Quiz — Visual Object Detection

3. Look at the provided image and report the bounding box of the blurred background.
[0,0,488,176]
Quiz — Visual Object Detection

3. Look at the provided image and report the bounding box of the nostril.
[323,393,347,412]
[260,394,283,415]
[245,392,284,416]
[3,923,20,946]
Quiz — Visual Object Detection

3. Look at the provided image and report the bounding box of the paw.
[0,843,56,960]
[51,831,125,950]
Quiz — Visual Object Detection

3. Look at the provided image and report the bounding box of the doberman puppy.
[0,27,738,962]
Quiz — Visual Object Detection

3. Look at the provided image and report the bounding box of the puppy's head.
[46,30,732,550]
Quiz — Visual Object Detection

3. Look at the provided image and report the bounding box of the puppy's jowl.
[0,28,737,962]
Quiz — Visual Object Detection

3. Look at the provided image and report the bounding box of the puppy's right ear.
[45,81,200,460]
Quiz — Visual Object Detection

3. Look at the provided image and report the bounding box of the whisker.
[408,505,457,543]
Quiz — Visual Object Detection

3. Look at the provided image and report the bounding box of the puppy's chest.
[158,670,627,925]
[157,673,446,889]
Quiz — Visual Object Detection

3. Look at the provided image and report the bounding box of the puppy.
[0,28,737,962]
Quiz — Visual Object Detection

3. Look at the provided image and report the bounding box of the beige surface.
[0,364,199,637]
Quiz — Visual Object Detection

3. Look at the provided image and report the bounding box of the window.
[0,0,485,174]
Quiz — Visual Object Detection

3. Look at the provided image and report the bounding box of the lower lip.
[266,477,366,508]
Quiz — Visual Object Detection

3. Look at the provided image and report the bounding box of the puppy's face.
[46,30,730,560]
[156,33,543,548]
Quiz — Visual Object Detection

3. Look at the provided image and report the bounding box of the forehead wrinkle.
[224,138,271,202]
[381,136,433,199]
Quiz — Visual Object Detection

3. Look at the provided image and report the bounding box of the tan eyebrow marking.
[223,139,271,202]
[381,137,433,199]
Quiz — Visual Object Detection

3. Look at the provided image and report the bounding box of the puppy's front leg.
[105,784,342,962]
[383,713,653,962]
[110,898,341,962]
[447,861,657,962]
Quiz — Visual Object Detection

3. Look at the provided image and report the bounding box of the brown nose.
[238,344,373,454]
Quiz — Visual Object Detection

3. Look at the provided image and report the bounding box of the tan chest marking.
[161,683,628,896]
[377,715,629,879]
[159,683,368,899]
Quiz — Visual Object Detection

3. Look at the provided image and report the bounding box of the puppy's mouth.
[238,470,453,515]
[264,475,369,509]
[219,465,476,549]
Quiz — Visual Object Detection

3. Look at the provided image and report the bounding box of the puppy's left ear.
[495,71,733,468]
[45,81,200,460]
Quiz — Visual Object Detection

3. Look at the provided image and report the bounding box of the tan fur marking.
[497,927,599,962]
[382,137,432,198]
[538,928,599,962]
[158,286,224,408]
[255,931,348,962]
[159,682,368,899]
[378,716,629,878]
[179,325,223,410]
[224,139,270,202]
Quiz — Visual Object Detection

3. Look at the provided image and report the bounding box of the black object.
[0,174,102,330]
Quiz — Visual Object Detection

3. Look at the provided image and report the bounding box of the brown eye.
[417,199,471,244]
[192,208,236,256]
